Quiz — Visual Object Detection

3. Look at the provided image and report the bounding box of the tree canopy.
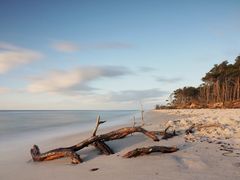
[167,56,240,108]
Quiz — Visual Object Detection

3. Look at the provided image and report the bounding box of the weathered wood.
[152,126,177,140]
[185,124,196,134]
[185,123,223,134]
[123,146,179,158]
[30,145,82,164]
[31,126,159,164]
[92,115,106,136]
[91,115,113,154]
[70,126,159,152]
[93,141,114,155]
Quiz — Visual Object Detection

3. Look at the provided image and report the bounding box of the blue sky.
[0,0,239,110]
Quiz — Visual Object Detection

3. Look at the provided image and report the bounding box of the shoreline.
[1,110,240,180]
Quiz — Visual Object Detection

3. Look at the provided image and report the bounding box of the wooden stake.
[140,103,145,126]
[133,116,136,128]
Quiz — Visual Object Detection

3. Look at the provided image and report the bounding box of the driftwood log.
[30,116,160,164]
[123,146,179,158]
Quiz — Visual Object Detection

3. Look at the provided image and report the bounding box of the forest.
[157,56,240,109]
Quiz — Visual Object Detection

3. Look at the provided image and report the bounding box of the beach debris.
[123,146,179,158]
[90,168,99,172]
[30,116,160,164]
[152,126,178,140]
[30,145,82,164]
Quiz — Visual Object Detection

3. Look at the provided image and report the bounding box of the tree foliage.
[170,56,240,107]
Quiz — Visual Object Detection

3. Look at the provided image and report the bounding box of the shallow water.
[0,110,139,143]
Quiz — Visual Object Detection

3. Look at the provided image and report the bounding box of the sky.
[0,0,240,110]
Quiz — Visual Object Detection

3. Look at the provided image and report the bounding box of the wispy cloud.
[0,42,42,74]
[108,89,167,102]
[0,87,11,94]
[27,66,131,94]
[52,42,79,53]
[138,66,156,72]
[52,41,133,53]
[156,77,182,83]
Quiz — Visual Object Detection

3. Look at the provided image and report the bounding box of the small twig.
[140,103,145,126]
[133,116,136,128]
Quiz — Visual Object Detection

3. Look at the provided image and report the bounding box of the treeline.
[156,56,240,109]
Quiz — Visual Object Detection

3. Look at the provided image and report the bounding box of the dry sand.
[1,109,240,180]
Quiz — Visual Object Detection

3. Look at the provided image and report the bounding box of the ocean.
[0,110,139,144]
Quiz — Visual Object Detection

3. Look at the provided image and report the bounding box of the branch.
[152,126,177,140]
[91,115,112,155]
[31,126,159,164]
[30,145,82,164]
[123,146,179,158]
[92,115,106,136]
[93,141,114,155]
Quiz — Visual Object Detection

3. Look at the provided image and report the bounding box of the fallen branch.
[123,146,179,158]
[31,125,159,164]
[30,145,82,164]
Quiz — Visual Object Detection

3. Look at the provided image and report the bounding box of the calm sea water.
[0,110,139,142]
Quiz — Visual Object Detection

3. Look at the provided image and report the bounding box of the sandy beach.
[1,109,240,180]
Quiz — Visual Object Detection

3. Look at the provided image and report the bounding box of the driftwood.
[31,145,82,164]
[152,126,177,140]
[185,123,223,135]
[123,146,179,158]
[91,116,113,155]
[30,117,160,164]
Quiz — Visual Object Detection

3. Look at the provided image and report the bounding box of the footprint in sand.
[173,154,208,170]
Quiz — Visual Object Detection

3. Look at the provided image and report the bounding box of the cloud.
[156,77,182,83]
[27,66,131,94]
[0,42,42,74]
[138,66,156,72]
[0,87,11,94]
[92,42,133,49]
[52,42,79,53]
[108,89,167,102]
[52,41,133,53]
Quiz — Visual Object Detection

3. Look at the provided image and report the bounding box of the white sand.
[0,109,240,180]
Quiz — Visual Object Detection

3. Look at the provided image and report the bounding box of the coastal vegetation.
[156,56,240,109]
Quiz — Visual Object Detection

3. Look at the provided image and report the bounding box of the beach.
[1,109,240,180]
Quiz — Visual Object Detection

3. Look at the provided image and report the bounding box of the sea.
[0,110,139,145]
